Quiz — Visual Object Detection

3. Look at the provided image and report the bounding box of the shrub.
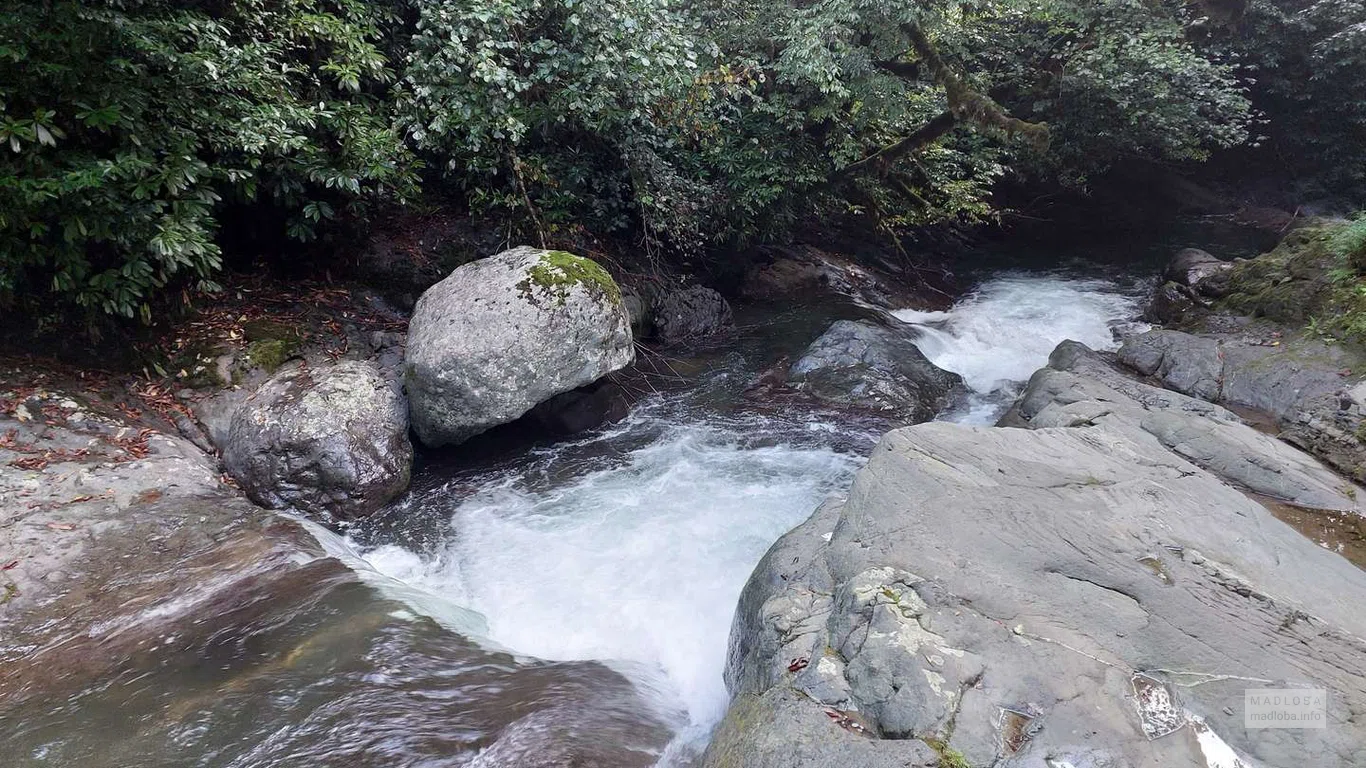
[0,0,417,321]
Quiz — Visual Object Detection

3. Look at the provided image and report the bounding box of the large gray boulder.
[223,360,411,519]
[404,247,634,447]
[711,399,1366,767]
[788,320,962,423]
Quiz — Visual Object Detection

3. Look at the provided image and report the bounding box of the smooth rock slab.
[223,360,411,519]
[404,247,634,447]
[1021,340,1365,513]
[1118,328,1366,480]
[715,417,1366,767]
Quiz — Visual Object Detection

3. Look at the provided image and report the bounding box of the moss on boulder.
[1220,216,1366,341]
[518,250,622,307]
[241,319,303,373]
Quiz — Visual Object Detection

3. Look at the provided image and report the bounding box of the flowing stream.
[341,270,1150,764]
[6,256,1165,767]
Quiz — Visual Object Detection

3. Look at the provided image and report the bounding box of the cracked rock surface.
[707,342,1366,768]
[1119,328,1366,482]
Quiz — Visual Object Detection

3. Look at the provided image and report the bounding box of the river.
[338,268,1151,765]
[9,233,1250,767]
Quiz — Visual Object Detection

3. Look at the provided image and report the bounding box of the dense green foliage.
[1,0,415,320]
[1213,0,1366,201]
[4,0,1352,320]
[401,0,1255,248]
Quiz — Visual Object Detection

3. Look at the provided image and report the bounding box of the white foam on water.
[359,414,865,748]
[894,274,1148,423]
[340,271,1149,763]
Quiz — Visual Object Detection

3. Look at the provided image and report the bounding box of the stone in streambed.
[223,360,411,519]
[404,247,634,447]
[788,320,962,423]
[651,285,734,345]
[1166,247,1234,297]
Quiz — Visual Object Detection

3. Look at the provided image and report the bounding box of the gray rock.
[1022,341,1363,513]
[703,687,939,768]
[194,386,250,450]
[172,411,214,454]
[1167,247,1234,297]
[789,320,962,423]
[404,247,633,447]
[223,360,411,519]
[1117,328,1366,480]
[715,408,1366,767]
[1143,281,1199,325]
[651,286,734,344]
[620,286,652,338]
[1117,329,1224,401]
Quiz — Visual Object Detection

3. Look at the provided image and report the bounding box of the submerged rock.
[711,348,1366,766]
[223,360,412,519]
[651,285,734,345]
[788,320,961,423]
[404,247,634,447]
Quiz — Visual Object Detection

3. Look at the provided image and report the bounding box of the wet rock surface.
[0,386,333,710]
[711,342,1366,768]
[222,360,412,520]
[0,389,227,618]
[651,285,735,345]
[788,320,963,424]
[405,247,634,447]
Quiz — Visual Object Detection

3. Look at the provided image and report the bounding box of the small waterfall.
[894,273,1149,423]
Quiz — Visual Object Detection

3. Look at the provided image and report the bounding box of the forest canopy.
[1,0,1360,319]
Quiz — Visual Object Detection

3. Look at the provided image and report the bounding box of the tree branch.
[904,23,1050,151]
[828,111,957,184]
[874,59,921,81]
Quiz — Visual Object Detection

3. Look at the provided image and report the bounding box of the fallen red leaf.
[2,560,18,570]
